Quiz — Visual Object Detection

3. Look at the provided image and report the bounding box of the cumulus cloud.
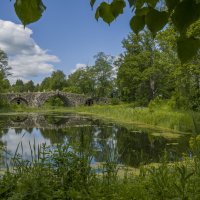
[70,63,87,73]
[0,20,60,83]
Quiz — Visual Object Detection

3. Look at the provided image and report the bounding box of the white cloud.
[0,20,60,83]
[70,63,87,73]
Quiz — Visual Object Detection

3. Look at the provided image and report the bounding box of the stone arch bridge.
[0,92,89,107]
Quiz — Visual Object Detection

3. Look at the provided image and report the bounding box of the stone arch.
[40,93,72,107]
[10,97,29,106]
[85,98,94,106]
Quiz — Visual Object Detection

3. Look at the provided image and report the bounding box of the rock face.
[0,92,88,107]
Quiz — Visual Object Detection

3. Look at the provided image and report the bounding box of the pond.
[0,113,191,170]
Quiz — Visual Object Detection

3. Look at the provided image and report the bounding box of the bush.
[110,98,121,105]
[0,99,10,111]
[1,137,200,199]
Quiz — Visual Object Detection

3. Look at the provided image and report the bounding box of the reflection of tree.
[0,116,10,139]
[14,128,24,134]
[0,136,5,168]
[92,125,118,163]
[88,121,189,167]
[116,129,167,166]
[40,128,66,144]
[0,116,10,129]
[40,126,95,160]
[63,120,169,166]
[156,134,190,160]
[64,127,94,153]
[10,115,28,123]
[0,128,9,138]
[24,128,33,134]
[0,113,191,168]
[44,115,69,126]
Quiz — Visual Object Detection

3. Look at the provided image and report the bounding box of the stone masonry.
[0,91,88,107]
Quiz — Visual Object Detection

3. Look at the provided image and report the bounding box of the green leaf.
[130,15,145,34]
[145,9,168,34]
[165,0,180,12]
[90,0,96,8]
[95,7,100,20]
[172,0,200,34]
[128,0,135,7]
[135,0,145,8]
[177,37,200,63]
[14,0,46,26]
[135,7,150,16]
[146,0,159,8]
[128,0,145,8]
[111,0,126,18]
[98,2,115,24]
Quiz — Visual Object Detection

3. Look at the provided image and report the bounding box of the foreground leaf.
[146,0,159,8]
[134,0,145,8]
[90,0,96,8]
[14,0,46,26]
[130,15,145,34]
[145,9,168,34]
[98,2,115,24]
[177,37,200,63]
[135,7,150,16]
[111,0,126,18]
[172,0,200,33]
[165,0,180,12]
[128,0,135,7]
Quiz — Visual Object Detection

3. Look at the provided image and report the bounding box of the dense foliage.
[0,50,11,93]
[1,135,200,199]
[0,50,11,109]
[65,52,115,97]
[6,0,200,62]
[3,26,200,110]
[117,27,200,110]
[8,52,115,98]
[1,2,200,199]
[93,0,200,62]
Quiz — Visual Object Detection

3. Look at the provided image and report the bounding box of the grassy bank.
[69,105,200,134]
[1,104,200,134]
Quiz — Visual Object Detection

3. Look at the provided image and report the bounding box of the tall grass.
[2,102,200,133]
[70,104,200,134]
[1,136,200,199]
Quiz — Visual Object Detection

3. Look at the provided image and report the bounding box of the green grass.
[1,136,200,200]
[1,104,200,199]
[68,104,200,134]
[1,103,200,134]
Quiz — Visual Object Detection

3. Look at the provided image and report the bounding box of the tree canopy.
[10,0,200,63]
[65,52,115,97]
[0,50,11,93]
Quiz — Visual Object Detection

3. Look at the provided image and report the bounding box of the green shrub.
[0,99,10,111]
[1,136,200,199]
[110,98,121,105]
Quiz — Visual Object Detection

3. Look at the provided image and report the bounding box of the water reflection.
[0,113,190,169]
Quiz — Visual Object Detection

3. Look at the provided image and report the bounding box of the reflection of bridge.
[6,114,91,129]
[0,92,88,107]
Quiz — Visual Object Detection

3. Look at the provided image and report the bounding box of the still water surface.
[0,113,191,169]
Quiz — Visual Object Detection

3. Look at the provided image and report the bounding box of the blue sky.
[0,0,132,83]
